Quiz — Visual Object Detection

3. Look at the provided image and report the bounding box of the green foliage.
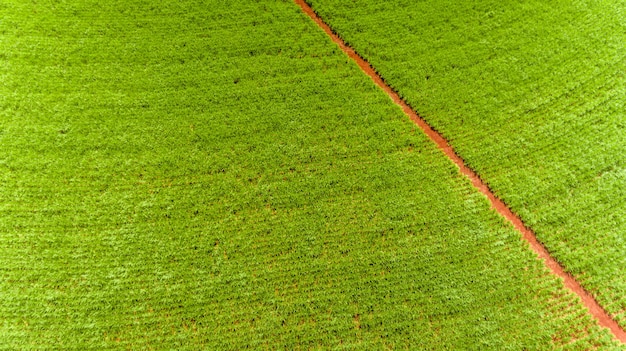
[307,0,626,329]
[0,0,620,349]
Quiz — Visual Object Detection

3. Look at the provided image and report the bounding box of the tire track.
[294,0,626,343]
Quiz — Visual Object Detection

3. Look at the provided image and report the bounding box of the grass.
[306,0,626,328]
[0,0,621,349]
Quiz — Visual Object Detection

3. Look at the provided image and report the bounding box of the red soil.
[294,0,626,343]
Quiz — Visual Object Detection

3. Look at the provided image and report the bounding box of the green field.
[0,0,622,349]
[307,0,626,328]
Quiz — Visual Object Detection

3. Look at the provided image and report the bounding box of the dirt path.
[294,0,626,343]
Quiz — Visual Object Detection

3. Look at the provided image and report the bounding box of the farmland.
[306,0,626,329]
[0,0,622,349]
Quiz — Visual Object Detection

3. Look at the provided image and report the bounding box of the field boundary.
[294,0,626,343]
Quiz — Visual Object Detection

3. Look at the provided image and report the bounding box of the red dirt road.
[294,0,626,343]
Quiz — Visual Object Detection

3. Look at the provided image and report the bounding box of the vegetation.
[307,0,626,328]
[0,0,620,349]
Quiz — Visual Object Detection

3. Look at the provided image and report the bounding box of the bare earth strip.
[294,0,626,344]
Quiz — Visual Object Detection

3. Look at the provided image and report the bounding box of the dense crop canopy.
[307,0,626,330]
[0,0,621,349]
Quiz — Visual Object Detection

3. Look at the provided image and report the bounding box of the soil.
[294,0,626,343]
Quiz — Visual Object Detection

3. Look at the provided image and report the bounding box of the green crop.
[306,0,626,329]
[0,0,620,349]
